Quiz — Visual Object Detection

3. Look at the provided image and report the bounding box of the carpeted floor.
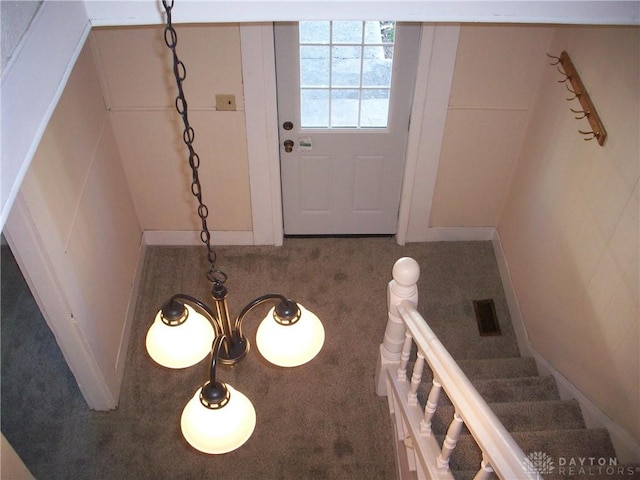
[1,238,515,479]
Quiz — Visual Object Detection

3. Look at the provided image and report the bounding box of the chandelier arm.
[166,293,225,337]
[234,294,294,338]
[199,334,231,408]
[207,334,226,388]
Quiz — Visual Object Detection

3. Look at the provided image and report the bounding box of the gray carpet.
[1,244,92,473]
[2,238,512,479]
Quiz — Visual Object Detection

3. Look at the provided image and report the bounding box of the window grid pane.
[299,21,395,128]
[301,89,330,127]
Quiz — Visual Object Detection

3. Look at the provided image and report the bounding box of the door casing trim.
[397,24,461,244]
[241,23,284,246]
[247,23,460,245]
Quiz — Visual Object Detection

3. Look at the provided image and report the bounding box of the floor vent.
[473,299,501,336]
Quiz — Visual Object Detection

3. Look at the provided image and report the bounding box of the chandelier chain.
[162,0,226,285]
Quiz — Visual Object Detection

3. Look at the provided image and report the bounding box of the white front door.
[275,21,420,235]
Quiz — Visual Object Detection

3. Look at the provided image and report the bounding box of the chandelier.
[145,0,325,454]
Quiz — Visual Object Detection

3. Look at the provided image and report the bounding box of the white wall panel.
[16,40,143,407]
[110,109,252,231]
[66,119,141,372]
[431,109,529,227]
[449,25,554,109]
[91,25,244,110]
[92,25,252,234]
[429,25,553,229]
[28,41,107,243]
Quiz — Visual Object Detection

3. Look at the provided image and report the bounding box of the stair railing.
[375,257,539,480]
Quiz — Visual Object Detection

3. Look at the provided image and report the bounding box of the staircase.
[379,256,639,479]
[415,353,639,479]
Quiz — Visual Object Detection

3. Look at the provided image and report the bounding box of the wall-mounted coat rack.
[547,51,607,146]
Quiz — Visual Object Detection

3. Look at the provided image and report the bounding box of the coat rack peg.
[579,129,600,141]
[557,66,571,82]
[570,108,590,120]
[546,52,562,65]
[551,50,607,146]
[565,84,581,101]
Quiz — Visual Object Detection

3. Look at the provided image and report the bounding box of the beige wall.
[430,25,554,227]
[19,40,142,395]
[90,25,252,233]
[498,26,639,443]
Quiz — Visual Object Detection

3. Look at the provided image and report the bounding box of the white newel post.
[376,257,420,395]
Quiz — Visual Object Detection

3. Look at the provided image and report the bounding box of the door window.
[299,21,396,129]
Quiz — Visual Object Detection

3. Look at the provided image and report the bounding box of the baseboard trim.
[114,235,147,390]
[422,226,496,242]
[490,229,532,357]
[143,230,254,246]
[491,229,640,463]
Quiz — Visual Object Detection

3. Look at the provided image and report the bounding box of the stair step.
[426,376,560,406]
[431,399,585,435]
[489,399,586,432]
[514,428,617,464]
[457,356,539,380]
[433,326,522,361]
[471,376,560,403]
[407,356,537,385]
[518,429,632,480]
[407,317,627,479]
[442,428,617,474]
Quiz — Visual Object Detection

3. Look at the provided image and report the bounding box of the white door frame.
[241,24,284,246]
[241,23,460,245]
[396,24,460,244]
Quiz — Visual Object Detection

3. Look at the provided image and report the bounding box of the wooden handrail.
[396,300,539,480]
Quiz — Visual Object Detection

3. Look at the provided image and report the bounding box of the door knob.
[283,140,294,153]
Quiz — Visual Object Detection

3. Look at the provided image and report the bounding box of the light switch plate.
[215,94,236,111]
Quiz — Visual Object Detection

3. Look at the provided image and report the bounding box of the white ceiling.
[83,1,639,26]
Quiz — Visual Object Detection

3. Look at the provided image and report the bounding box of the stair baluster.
[473,453,495,480]
[437,412,464,469]
[420,377,442,435]
[397,332,413,381]
[408,352,425,406]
